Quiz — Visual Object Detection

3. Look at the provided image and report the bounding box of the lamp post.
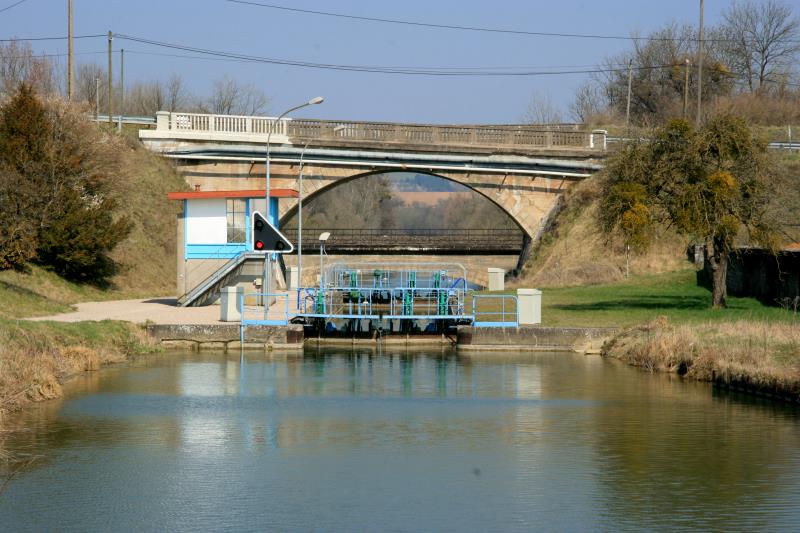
[297,140,311,292]
[262,96,323,313]
[318,232,331,289]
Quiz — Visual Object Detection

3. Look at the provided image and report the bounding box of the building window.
[226,199,246,243]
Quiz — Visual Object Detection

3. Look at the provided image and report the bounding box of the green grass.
[543,269,797,327]
[490,268,797,328]
[0,266,111,319]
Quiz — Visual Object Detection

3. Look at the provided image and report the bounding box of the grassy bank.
[488,268,799,401]
[0,319,155,427]
[0,267,159,429]
[603,319,800,402]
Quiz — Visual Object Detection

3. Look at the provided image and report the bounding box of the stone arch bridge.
[140,112,606,301]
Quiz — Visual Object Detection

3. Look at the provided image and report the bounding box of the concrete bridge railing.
[154,111,606,152]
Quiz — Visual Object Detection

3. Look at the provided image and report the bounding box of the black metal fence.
[285,228,523,254]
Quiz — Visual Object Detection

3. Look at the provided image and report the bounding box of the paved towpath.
[27,298,224,325]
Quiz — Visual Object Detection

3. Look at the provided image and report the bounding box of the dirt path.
[27,298,224,325]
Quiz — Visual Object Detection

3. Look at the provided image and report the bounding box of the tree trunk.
[706,238,729,308]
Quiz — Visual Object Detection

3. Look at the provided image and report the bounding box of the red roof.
[167,189,298,200]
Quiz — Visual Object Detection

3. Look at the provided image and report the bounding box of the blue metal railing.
[293,285,469,321]
[472,294,519,327]
[239,292,291,326]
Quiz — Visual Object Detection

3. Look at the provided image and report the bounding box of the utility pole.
[696,0,704,125]
[107,31,113,125]
[625,59,633,134]
[683,58,691,119]
[67,0,73,100]
[120,49,124,115]
[94,77,99,119]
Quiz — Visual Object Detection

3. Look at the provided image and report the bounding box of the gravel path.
[27,298,224,325]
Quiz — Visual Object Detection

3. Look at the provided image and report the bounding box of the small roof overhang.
[167,189,298,200]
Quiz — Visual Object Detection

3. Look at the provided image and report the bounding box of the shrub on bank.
[603,318,800,401]
[0,320,155,425]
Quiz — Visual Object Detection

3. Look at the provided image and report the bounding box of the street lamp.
[319,231,330,289]
[297,140,311,293]
[297,124,345,291]
[262,96,324,311]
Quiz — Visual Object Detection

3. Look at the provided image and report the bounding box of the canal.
[2,349,800,532]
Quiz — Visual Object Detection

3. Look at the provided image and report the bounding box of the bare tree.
[569,81,603,123]
[721,0,800,92]
[206,75,270,115]
[522,90,563,124]
[125,81,164,116]
[164,74,191,112]
[594,24,733,125]
[0,41,56,98]
[74,63,107,113]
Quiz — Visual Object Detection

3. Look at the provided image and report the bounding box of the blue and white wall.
[183,197,279,260]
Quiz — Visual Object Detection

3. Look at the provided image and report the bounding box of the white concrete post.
[488,268,505,291]
[288,266,299,289]
[593,129,608,151]
[517,288,542,325]
[220,286,243,322]
[155,111,170,130]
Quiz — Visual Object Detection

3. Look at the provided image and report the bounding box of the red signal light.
[255,240,264,250]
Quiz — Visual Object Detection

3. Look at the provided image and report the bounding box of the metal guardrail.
[296,286,468,320]
[608,136,799,151]
[90,114,157,125]
[290,228,524,253]
[240,292,292,327]
[179,251,255,307]
[472,294,519,327]
[236,288,518,333]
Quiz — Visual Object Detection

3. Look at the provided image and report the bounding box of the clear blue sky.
[1,0,737,123]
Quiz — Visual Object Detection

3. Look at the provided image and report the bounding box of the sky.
[0,0,740,123]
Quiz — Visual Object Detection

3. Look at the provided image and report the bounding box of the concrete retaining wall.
[456,325,616,352]
[146,323,304,351]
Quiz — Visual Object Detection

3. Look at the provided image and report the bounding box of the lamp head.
[308,96,324,105]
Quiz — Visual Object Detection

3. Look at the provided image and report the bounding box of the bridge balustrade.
[155,111,604,151]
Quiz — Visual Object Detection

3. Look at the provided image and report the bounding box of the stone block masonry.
[457,325,617,353]
[146,323,304,351]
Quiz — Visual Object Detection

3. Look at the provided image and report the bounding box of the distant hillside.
[393,191,472,206]
[388,173,465,192]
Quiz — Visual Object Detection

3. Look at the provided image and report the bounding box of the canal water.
[2,349,800,532]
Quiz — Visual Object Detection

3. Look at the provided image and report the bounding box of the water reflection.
[1,349,799,532]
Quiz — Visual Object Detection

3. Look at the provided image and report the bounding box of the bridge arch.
[276,166,568,242]
[278,169,526,234]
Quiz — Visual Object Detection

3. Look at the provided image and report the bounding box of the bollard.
[488,268,505,291]
[220,286,244,322]
[517,288,542,325]
[287,266,299,289]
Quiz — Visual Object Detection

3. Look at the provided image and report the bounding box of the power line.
[225,0,800,44]
[0,0,27,14]
[0,34,105,42]
[116,33,683,77]
[124,49,605,72]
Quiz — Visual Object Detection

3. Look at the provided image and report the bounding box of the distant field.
[393,191,472,206]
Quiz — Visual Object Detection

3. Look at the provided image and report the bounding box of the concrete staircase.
[178,253,280,307]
